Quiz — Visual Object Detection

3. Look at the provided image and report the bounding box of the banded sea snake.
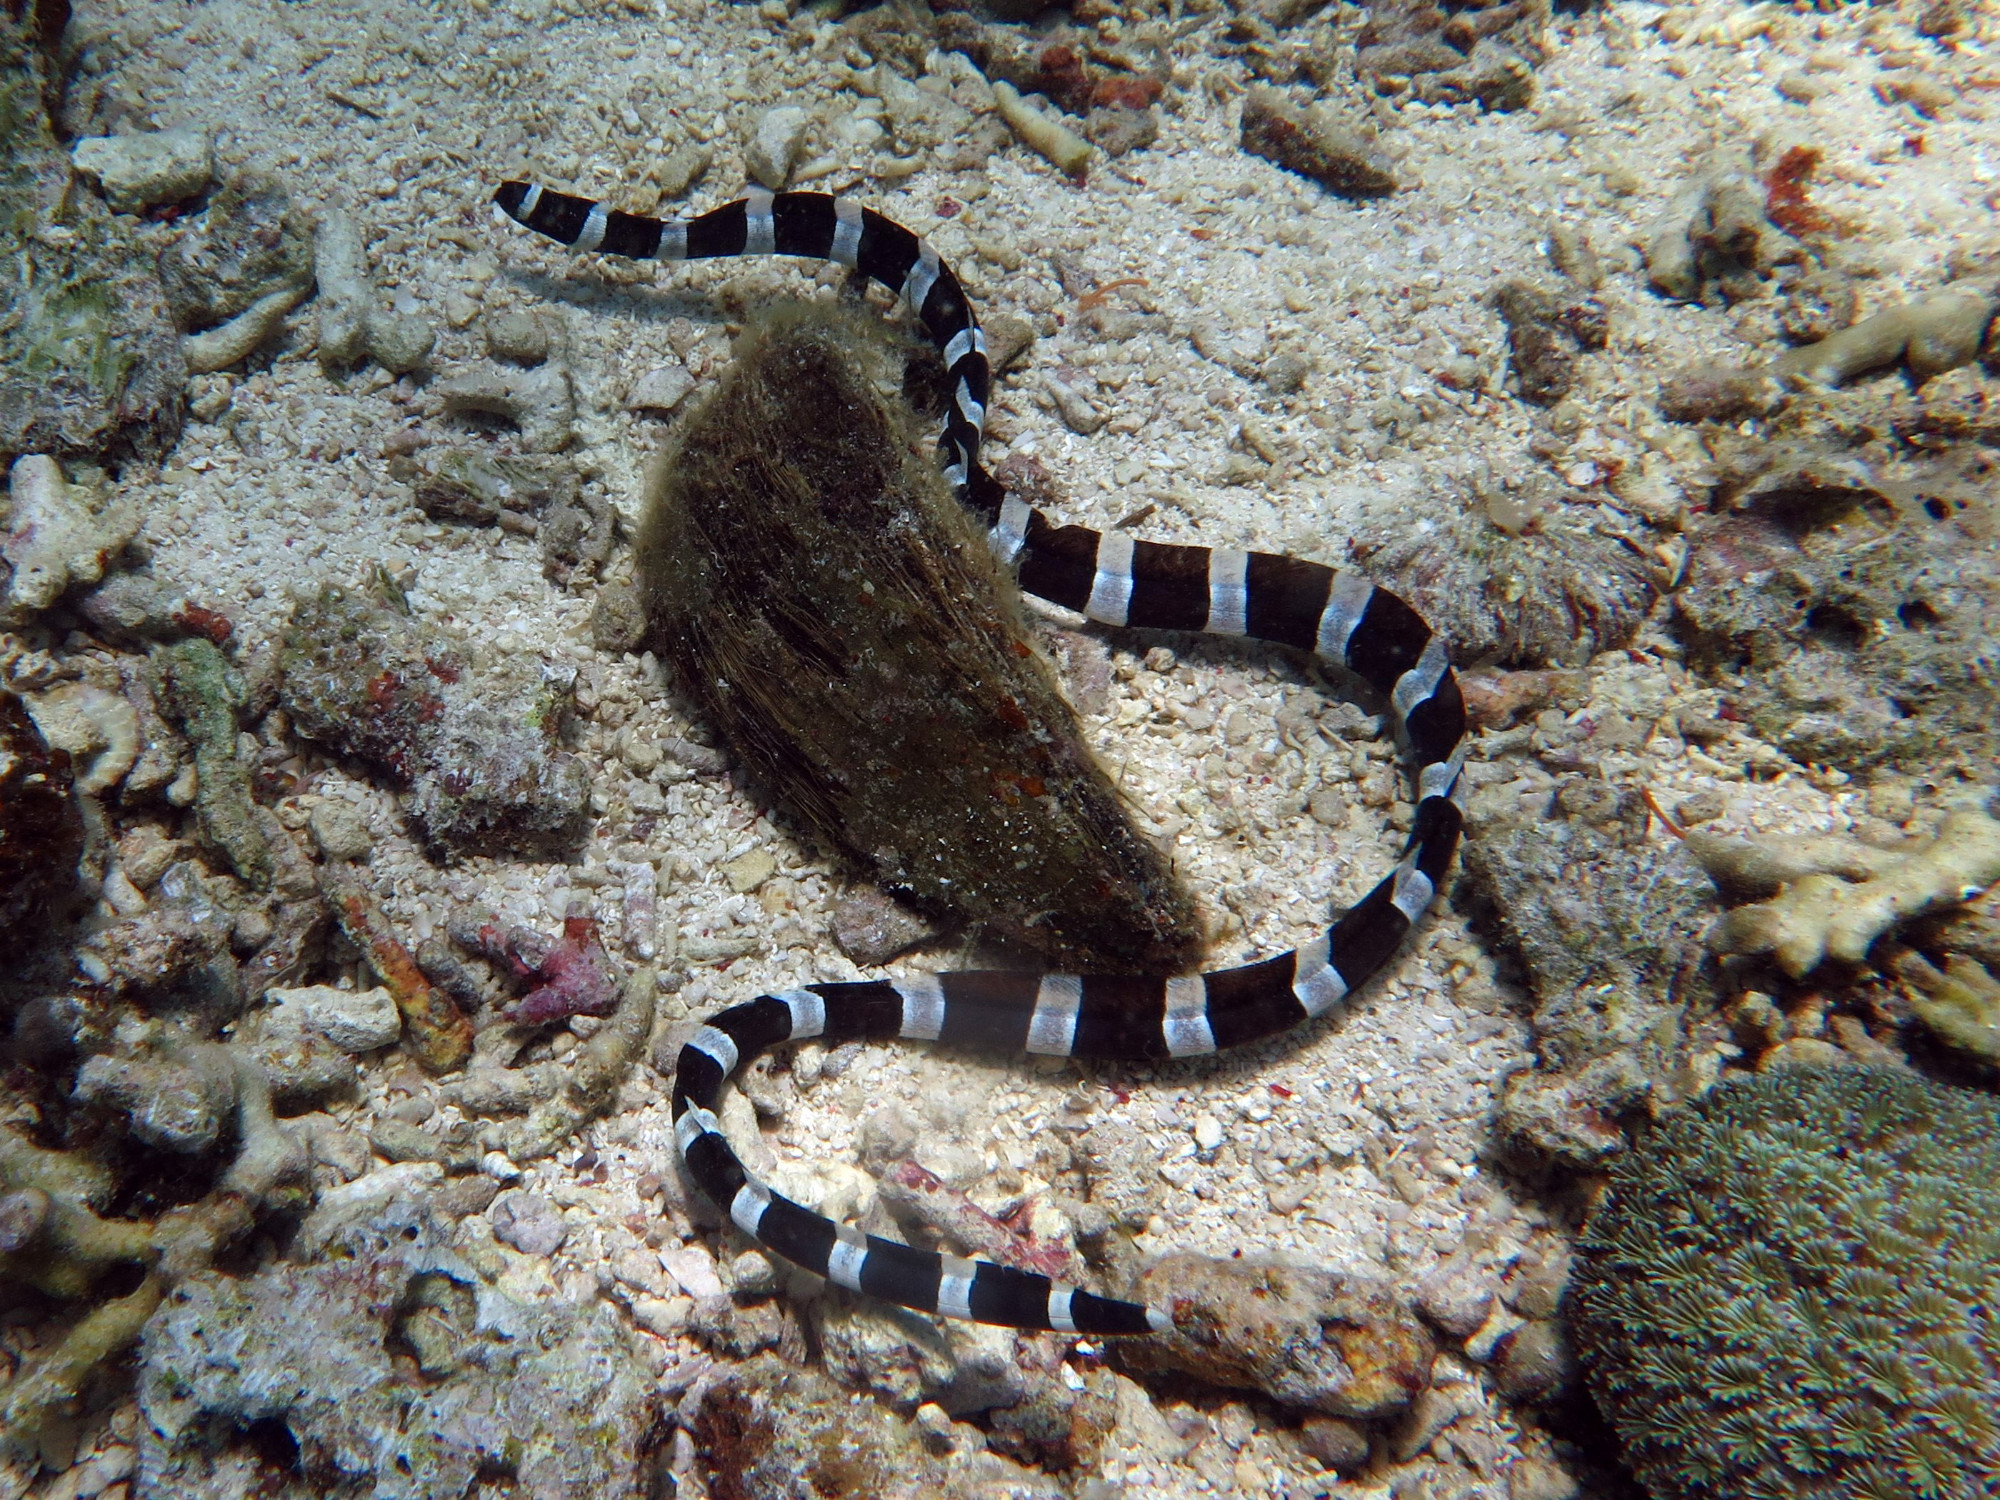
[495,182,1468,1338]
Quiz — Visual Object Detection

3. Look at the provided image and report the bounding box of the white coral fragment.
[1690,806,2000,976]
[3,456,141,625]
[70,124,213,213]
[23,682,140,795]
[314,204,435,375]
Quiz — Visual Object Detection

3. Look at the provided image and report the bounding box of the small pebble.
[746,105,809,190]
[484,309,550,365]
[308,799,374,861]
[488,1188,569,1255]
[625,364,695,414]
[661,1243,726,1298]
[1192,1113,1224,1152]
[722,847,776,893]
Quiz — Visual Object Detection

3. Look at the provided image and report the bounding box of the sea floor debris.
[4,0,2000,1495]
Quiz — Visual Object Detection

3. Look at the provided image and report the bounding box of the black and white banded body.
[495,182,1468,1338]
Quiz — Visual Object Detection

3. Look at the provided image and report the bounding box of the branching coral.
[1575,1065,2000,1500]
[1889,946,2000,1066]
[0,1044,308,1449]
[1689,805,2000,976]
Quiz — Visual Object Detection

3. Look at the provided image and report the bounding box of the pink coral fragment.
[472,912,621,1026]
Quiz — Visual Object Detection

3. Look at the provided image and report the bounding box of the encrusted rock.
[813,1298,1028,1418]
[1463,817,1722,1175]
[306,798,373,862]
[589,581,647,656]
[136,1197,661,1499]
[0,35,185,463]
[539,483,614,587]
[73,1038,241,1155]
[1492,280,1607,407]
[279,582,588,858]
[156,636,271,890]
[70,124,213,213]
[832,883,942,965]
[1118,1254,1436,1417]
[489,1188,568,1256]
[1239,86,1397,199]
[267,983,401,1054]
[1673,460,2000,774]
[1367,495,1656,668]
[157,170,317,333]
[483,308,551,366]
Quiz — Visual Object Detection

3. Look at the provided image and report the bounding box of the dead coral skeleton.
[1689,804,2000,977]
[0,1042,308,1450]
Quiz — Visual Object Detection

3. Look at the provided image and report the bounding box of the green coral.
[1574,1065,2000,1500]
[156,637,272,890]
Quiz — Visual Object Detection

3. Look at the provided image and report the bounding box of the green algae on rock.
[1575,1065,2000,1500]
[156,636,273,891]
[637,301,1199,973]
[0,17,184,465]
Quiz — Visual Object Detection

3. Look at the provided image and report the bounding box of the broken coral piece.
[1690,805,2000,977]
[461,908,621,1026]
[3,455,141,626]
[875,1158,1085,1285]
[1774,282,1998,389]
[314,203,435,375]
[1889,948,2000,1066]
[321,861,472,1073]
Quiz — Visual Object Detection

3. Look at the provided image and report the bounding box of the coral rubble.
[278,581,588,860]
[136,1195,666,1499]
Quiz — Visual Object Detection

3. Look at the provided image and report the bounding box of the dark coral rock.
[154,169,316,334]
[401,446,577,528]
[1354,0,1547,111]
[638,302,1198,972]
[1461,817,1722,1175]
[1493,280,1608,408]
[1673,461,2000,775]
[156,637,272,890]
[1576,1066,2000,1500]
[1239,86,1397,199]
[1118,1254,1436,1418]
[0,689,82,927]
[278,582,588,858]
[688,1352,1064,1500]
[0,20,185,464]
[539,482,614,587]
